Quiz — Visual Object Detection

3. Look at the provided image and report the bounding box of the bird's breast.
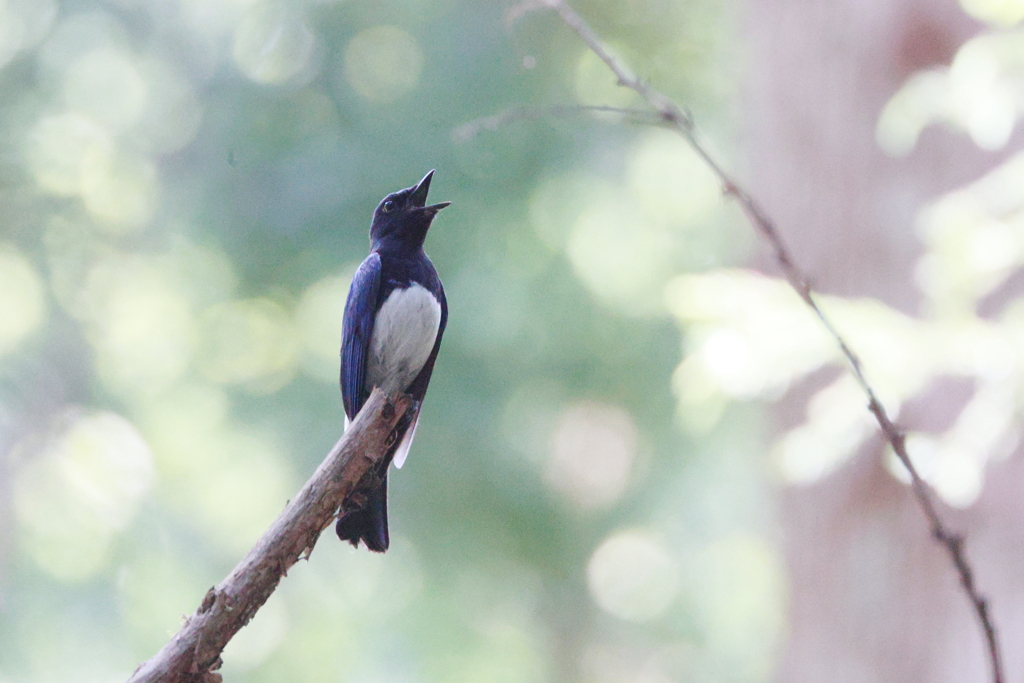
[366,283,442,394]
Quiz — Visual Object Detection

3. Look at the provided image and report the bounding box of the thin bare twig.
[126,389,412,683]
[452,104,662,142]
[535,1,1004,680]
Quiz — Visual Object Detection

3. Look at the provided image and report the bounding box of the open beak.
[409,170,451,214]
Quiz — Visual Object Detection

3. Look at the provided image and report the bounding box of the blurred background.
[1,0,1024,681]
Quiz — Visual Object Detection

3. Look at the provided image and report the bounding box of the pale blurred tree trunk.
[741,0,1024,680]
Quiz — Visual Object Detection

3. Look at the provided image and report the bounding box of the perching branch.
[126,389,412,683]
[493,1,1004,681]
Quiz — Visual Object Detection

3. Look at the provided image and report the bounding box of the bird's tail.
[335,475,389,552]
[334,405,419,553]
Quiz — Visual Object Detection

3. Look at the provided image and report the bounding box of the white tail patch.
[392,411,420,469]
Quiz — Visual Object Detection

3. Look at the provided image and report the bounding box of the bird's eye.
[381,200,395,214]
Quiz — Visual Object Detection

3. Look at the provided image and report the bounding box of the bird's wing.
[392,284,447,469]
[341,253,382,421]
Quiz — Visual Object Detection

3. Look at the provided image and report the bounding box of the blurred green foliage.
[0,1,787,682]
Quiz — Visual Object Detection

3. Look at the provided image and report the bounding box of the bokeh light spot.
[528,173,611,251]
[0,0,55,69]
[0,1,26,70]
[687,534,787,680]
[773,376,877,484]
[80,256,198,399]
[12,409,154,581]
[927,437,985,508]
[545,401,637,510]
[178,0,259,38]
[960,0,1024,27]
[118,551,211,656]
[233,3,315,85]
[81,150,159,231]
[627,129,721,227]
[0,245,46,357]
[671,355,730,433]
[26,112,112,196]
[700,328,751,393]
[133,58,203,154]
[38,10,131,75]
[568,196,673,314]
[500,381,563,466]
[197,298,298,392]
[63,47,146,130]
[138,392,293,556]
[160,237,240,310]
[876,71,948,157]
[295,271,352,382]
[888,432,987,509]
[343,25,423,103]
[141,383,230,478]
[328,536,425,621]
[665,270,836,398]
[221,583,290,671]
[187,431,294,552]
[950,40,1015,150]
[587,530,680,622]
[878,32,1023,156]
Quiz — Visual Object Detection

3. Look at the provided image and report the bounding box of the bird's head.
[369,170,450,251]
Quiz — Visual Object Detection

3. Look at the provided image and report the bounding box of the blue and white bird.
[336,170,449,552]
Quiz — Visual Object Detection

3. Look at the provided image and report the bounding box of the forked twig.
[514,1,1003,680]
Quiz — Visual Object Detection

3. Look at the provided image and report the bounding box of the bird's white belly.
[365,284,441,394]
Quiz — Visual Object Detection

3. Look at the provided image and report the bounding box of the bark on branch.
[126,389,412,683]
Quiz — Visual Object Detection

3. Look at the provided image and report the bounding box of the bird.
[335,170,450,552]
